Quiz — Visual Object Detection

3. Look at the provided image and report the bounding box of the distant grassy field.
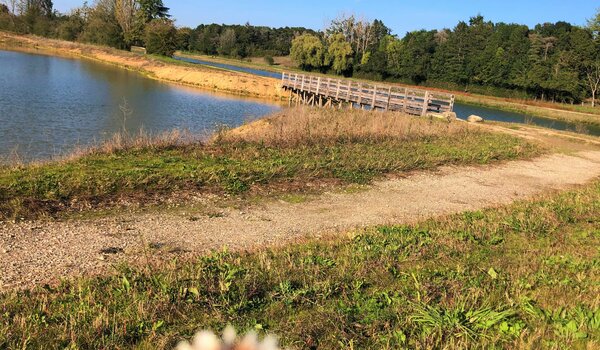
[1,176,597,349]
[0,108,538,220]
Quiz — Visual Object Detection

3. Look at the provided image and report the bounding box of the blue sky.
[52,0,598,35]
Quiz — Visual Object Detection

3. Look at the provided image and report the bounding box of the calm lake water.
[454,103,600,136]
[0,50,280,161]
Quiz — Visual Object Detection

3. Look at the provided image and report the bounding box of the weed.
[2,180,598,349]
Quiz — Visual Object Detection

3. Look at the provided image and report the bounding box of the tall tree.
[588,8,600,38]
[114,0,137,46]
[326,33,353,74]
[217,28,237,56]
[79,0,125,48]
[290,33,326,71]
[137,0,168,22]
[144,17,176,56]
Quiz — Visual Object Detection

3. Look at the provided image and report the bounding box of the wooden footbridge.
[281,72,455,115]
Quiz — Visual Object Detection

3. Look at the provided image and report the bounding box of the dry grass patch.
[219,107,479,145]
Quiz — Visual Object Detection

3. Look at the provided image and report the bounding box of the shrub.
[144,18,177,56]
[264,55,275,65]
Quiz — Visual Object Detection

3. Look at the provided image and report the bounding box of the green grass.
[0,129,537,220]
[1,179,598,349]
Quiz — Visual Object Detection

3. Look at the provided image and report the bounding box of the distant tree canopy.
[1,2,599,104]
[188,23,319,57]
[287,13,600,104]
[326,33,353,74]
[0,0,172,51]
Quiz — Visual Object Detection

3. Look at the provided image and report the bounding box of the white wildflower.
[192,330,221,350]
[175,340,194,350]
[259,334,280,350]
[237,330,259,350]
[222,324,237,346]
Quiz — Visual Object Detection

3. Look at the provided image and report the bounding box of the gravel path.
[2,129,600,291]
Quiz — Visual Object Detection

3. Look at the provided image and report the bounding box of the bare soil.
[1,125,600,291]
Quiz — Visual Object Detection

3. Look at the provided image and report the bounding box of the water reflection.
[0,49,281,161]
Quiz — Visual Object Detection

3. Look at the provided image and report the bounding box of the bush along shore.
[0,173,598,349]
[0,108,540,221]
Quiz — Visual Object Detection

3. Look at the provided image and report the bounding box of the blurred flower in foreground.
[175,325,284,350]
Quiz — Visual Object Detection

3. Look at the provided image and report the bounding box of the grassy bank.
[0,108,539,220]
[1,174,598,348]
[0,31,284,100]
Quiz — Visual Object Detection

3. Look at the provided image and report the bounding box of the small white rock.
[467,115,484,123]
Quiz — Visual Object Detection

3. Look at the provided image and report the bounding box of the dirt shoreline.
[0,31,286,101]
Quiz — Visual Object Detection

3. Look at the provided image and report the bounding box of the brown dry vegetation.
[219,107,476,145]
[0,31,285,99]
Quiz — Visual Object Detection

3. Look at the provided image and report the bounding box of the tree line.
[187,24,318,58]
[291,14,600,105]
[1,2,599,104]
[0,0,178,55]
[0,1,316,59]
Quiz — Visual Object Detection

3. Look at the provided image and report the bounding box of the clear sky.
[52,0,598,35]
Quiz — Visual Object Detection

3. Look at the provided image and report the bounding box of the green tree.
[144,18,176,56]
[587,8,600,38]
[137,0,169,22]
[387,30,436,84]
[290,33,326,71]
[80,0,125,48]
[56,8,85,41]
[18,0,53,34]
[217,28,237,56]
[175,26,192,51]
[326,33,353,74]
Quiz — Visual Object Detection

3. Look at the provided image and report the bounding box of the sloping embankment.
[0,31,285,100]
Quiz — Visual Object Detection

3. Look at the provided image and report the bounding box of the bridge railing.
[281,72,455,115]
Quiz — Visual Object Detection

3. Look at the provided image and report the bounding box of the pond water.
[174,55,283,79]
[175,55,600,137]
[0,50,280,161]
[454,103,600,136]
